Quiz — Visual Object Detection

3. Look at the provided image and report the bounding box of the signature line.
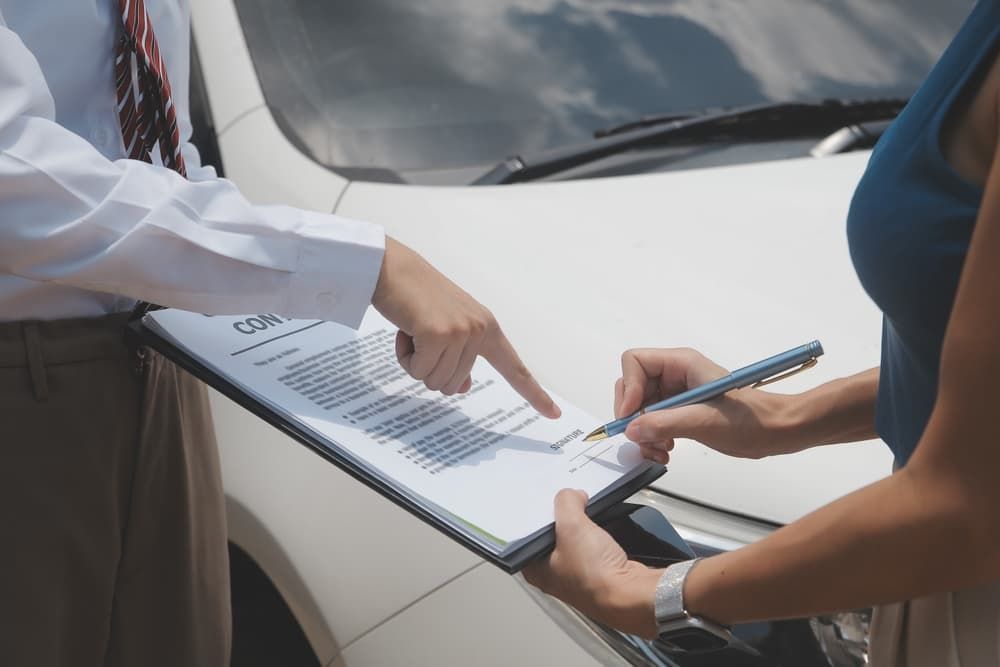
[577,445,613,469]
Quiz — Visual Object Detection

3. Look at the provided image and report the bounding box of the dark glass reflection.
[235,0,973,176]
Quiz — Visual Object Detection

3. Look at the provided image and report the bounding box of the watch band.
[653,559,745,655]
[654,558,701,627]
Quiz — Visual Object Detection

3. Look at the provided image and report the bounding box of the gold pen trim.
[583,426,609,442]
[751,357,818,389]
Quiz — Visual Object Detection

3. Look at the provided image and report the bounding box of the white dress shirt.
[0,0,384,326]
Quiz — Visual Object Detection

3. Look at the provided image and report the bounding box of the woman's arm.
[779,367,880,448]
[526,98,1000,637]
[682,87,1000,627]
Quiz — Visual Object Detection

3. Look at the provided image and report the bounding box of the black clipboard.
[128,320,668,573]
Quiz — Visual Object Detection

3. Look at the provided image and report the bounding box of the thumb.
[553,489,590,536]
[625,404,713,443]
[395,330,414,372]
[617,376,646,419]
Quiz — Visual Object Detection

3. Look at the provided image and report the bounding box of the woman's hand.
[523,489,662,639]
[372,237,560,418]
[616,348,802,463]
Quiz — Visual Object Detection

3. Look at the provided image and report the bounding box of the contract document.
[138,309,664,571]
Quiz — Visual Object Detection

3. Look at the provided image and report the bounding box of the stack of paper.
[142,309,662,570]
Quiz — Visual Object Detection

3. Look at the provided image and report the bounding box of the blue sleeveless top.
[847,0,1000,465]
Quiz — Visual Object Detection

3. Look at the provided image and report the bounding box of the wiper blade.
[594,112,695,138]
[473,97,906,186]
[593,97,905,139]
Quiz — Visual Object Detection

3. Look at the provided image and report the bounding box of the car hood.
[335,153,893,525]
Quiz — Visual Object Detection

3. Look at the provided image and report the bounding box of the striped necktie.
[114,0,187,319]
[114,0,187,177]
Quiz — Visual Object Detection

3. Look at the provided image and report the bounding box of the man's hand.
[372,237,560,418]
[523,489,661,638]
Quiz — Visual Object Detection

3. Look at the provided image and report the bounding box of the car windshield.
[235,0,973,179]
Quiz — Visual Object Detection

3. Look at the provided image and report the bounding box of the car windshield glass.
[234,0,973,177]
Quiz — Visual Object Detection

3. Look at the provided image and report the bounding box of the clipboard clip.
[751,357,818,389]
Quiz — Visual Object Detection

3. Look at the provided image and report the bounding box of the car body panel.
[336,565,607,667]
[217,106,349,210]
[189,0,264,130]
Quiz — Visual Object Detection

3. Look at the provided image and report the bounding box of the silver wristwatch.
[653,559,737,653]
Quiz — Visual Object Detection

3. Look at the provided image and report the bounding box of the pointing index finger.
[482,328,561,419]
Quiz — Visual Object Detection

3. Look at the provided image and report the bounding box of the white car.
[188,2,972,665]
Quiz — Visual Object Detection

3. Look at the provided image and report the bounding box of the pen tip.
[583,427,608,442]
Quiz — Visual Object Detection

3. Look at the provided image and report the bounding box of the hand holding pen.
[596,343,823,464]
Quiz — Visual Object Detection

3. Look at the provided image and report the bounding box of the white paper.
[147,309,656,551]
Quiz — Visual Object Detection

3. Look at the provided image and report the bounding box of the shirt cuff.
[285,210,385,328]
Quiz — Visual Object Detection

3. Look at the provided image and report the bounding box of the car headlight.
[519,489,871,667]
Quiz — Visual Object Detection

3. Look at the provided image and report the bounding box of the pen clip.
[751,357,818,389]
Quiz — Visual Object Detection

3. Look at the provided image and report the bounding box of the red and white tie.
[114,0,187,177]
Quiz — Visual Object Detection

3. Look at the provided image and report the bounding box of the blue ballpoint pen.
[582,341,824,442]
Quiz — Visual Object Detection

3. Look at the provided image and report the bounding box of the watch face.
[657,627,732,653]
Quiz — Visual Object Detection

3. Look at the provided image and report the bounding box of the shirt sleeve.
[0,14,384,328]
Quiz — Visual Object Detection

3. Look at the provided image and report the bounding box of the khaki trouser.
[870,582,1000,666]
[0,314,230,666]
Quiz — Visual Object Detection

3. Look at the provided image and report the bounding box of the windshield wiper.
[472,98,906,185]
